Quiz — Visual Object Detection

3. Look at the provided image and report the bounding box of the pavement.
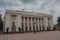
[0,31,60,40]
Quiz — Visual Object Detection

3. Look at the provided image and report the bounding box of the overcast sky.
[0,0,60,24]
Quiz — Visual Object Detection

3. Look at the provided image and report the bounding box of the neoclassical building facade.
[4,10,53,32]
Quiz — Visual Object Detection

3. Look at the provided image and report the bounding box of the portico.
[21,16,52,31]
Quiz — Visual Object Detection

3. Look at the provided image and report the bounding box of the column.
[43,17,48,30]
[31,17,33,31]
[23,17,25,31]
[37,18,39,31]
[27,17,29,31]
[40,18,43,30]
[49,18,53,30]
[34,18,36,31]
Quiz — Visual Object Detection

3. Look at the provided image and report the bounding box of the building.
[3,10,53,32]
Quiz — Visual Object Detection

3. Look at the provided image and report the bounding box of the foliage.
[0,14,3,32]
[57,17,60,22]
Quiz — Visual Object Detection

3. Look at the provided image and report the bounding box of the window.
[48,18,50,20]
[42,18,43,21]
[12,22,15,25]
[29,26,31,31]
[21,23,24,27]
[22,16,23,21]
[29,23,31,26]
[40,26,41,31]
[29,17,31,21]
[36,26,38,31]
[39,18,40,21]
[33,26,35,31]
[48,18,50,21]
[25,17,27,21]
[11,15,17,20]
[42,26,45,30]
[32,17,34,21]
[36,18,37,21]
[25,23,27,27]
[25,26,28,31]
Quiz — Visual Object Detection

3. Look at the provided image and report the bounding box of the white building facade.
[4,10,53,32]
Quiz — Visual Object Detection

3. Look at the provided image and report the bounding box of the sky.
[0,0,60,24]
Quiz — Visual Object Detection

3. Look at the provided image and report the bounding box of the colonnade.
[21,16,51,32]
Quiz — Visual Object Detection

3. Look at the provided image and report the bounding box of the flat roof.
[5,10,53,17]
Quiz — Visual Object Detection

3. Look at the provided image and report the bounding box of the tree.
[57,17,60,30]
[0,14,3,32]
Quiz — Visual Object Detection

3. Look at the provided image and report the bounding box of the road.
[0,31,60,40]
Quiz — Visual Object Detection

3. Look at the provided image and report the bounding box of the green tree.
[0,14,3,32]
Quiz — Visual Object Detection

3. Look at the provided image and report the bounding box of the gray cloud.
[0,0,60,24]
[39,0,52,10]
[20,0,35,4]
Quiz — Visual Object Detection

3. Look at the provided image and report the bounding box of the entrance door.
[11,25,16,32]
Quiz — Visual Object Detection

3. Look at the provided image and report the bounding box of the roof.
[5,10,53,17]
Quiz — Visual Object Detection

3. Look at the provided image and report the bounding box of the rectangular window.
[11,15,17,20]
[25,17,27,21]
[32,17,34,21]
[29,17,31,21]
